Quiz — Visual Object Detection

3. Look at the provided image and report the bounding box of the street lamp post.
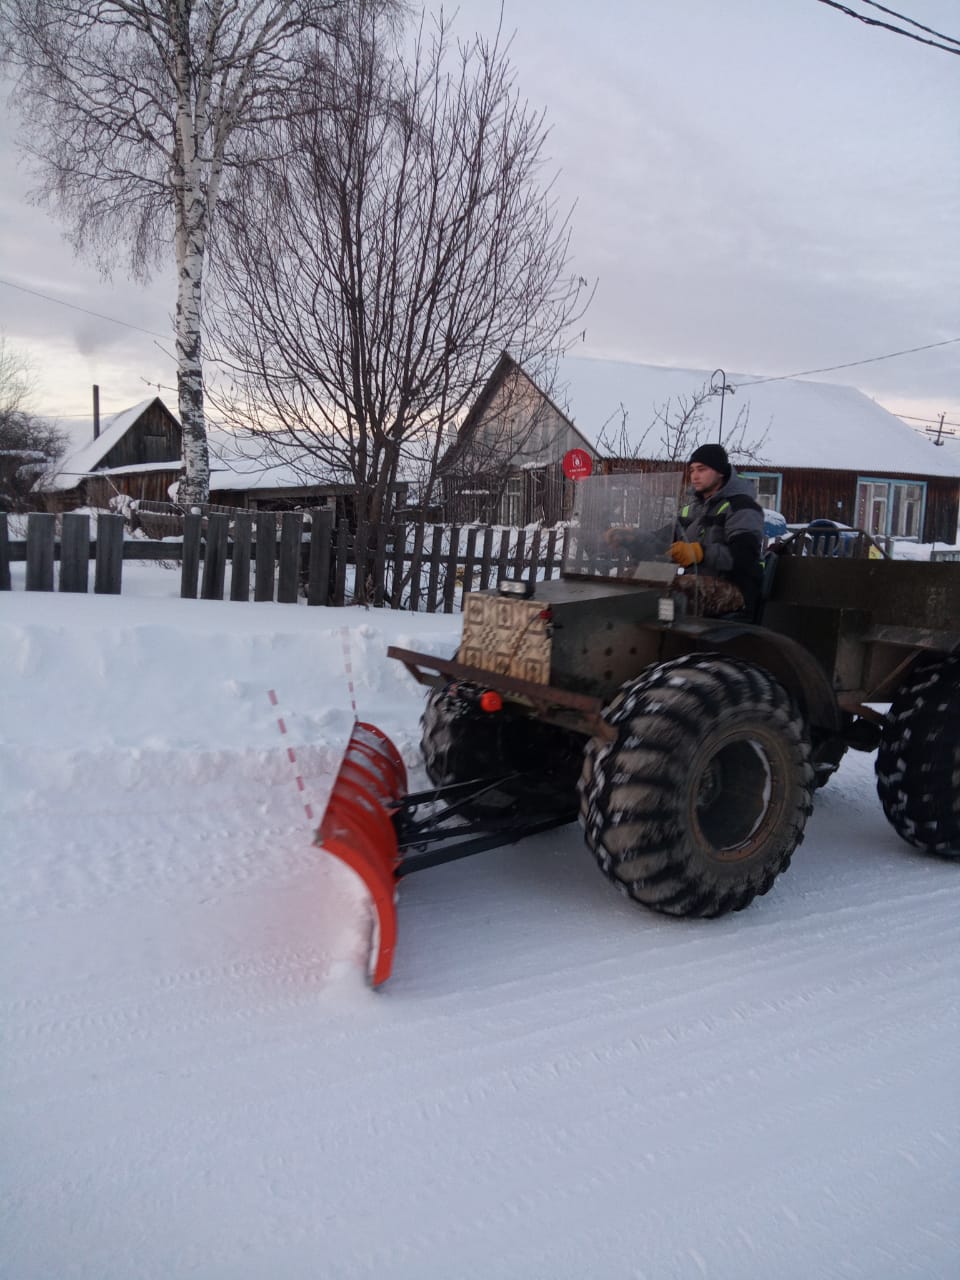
[710,369,735,445]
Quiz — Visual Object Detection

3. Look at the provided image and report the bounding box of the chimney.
[93,384,100,439]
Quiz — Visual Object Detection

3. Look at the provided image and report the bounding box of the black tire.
[421,682,504,791]
[579,654,815,916]
[420,682,583,816]
[875,653,960,855]
[811,732,847,789]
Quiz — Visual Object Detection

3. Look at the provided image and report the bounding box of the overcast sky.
[0,0,957,435]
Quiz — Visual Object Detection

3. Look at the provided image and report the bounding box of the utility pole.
[924,413,956,446]
[710,369,736,445]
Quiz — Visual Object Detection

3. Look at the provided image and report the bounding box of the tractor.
[319,472,960,984]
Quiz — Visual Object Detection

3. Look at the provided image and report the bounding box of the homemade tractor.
[317,473,960,985]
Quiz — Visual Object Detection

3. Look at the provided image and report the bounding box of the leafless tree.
[0,0,352,505]
[593,381,769,470]
[0,335,67,510]
[207,6,591,525]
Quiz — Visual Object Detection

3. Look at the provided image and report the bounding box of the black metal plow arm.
[392,774,578,877]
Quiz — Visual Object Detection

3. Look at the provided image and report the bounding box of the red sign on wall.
[562,448,593,481]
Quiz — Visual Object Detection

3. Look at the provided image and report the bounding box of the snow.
[556,355,960,478]
[2,566,958,1279]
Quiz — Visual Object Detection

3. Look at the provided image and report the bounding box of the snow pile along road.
[1,586,958,1280]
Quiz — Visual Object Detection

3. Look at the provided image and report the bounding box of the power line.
[858,0,960,46]
[813,0,960,55]
[738,336,960,386]
[0,276,169,340]
[896,413,960,428]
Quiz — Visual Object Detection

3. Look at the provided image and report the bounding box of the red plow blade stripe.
[315,723,407,987]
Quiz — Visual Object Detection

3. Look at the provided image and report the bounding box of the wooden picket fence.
[0,510,570,611]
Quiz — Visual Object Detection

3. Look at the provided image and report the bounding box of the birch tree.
[0,0,347,504]
[207,7,591,524]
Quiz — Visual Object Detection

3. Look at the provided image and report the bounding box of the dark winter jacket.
[675,470,764,610]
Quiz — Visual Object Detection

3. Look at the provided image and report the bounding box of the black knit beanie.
[689,443,731,479]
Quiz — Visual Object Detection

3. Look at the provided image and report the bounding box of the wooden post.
[353,518,368,604]
[442,524,460,613]
[496,528,510,587]
[389,520,407,610]
[511,528,527,580]
[426,524,444,613]
[407,520,426,612]
[201,512,229,600]
[478,525,495,592]
[59,512,90,592]
[25,513,56,591]
[277,511,302,603]
[254,511,276,602]
[333,519,350,605]
[0,514,11,591]
[307,508,333,606]
[181,512,202,598]
[94,514,125,594]
[527,527,542,591]
[372,522,388,607]
[543,527,559,580]
[229,512,252,602]
[461,526,479,609]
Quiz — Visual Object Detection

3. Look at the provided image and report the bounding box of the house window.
[856,478,925,539]
[499,475,523,526]
[740,472,782,510]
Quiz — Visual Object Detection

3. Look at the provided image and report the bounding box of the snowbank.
[1,573,957,1279]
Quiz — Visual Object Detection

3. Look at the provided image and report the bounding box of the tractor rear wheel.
[579,654,815,916]
[876,653,960,855]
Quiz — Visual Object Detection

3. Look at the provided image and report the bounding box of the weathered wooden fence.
[0,511,570,612]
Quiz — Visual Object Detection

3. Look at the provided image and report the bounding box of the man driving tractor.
[605,443,765,617]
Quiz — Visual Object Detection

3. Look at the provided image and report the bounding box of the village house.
[444,353,960,543]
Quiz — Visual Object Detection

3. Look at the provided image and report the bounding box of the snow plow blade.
[315,722,407,987]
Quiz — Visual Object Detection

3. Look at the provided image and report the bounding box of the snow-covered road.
[1,584,957,1279]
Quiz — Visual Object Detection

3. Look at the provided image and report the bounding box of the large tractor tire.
[875,653,960,855]
[421,682,504,790]
[421,682,582,817]
[579,654,815,916]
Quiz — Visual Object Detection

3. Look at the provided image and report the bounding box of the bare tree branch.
[0,0,351,503]
[0,334,68,510]
[207,4,592,523]
[593,381,770,469]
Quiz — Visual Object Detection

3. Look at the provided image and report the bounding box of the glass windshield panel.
[563,470,684,581]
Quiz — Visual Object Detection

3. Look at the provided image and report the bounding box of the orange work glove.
[669,540,704,568]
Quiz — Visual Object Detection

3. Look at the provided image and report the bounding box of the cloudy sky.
[0,0,957,436]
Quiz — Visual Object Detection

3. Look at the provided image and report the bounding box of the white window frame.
[740,471,782,511]
[499,474,523,526]
[856,477,926,540]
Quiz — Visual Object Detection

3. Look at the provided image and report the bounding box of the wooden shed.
[40,397,183,510]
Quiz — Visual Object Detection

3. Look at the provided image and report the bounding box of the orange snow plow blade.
[315,722,407,987]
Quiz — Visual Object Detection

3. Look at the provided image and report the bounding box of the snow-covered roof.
[554,356,960,478]
[207,429,342,492]
[45,398,164,491]
[209,428,423,491]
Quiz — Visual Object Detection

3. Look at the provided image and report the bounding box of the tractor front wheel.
[421,681,583,817]
[579,654,815,916]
